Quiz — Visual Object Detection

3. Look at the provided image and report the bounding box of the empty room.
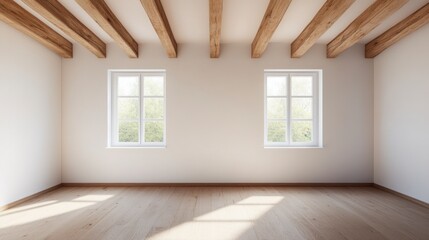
[1,0,428,239]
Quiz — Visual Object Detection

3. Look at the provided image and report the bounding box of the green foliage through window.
[144,98,164,119]
[267,121,286,142]
[265,71,319,145]
[292,121,312,142]
[145,121,164,142]
[118,121,139,142]
[113,72,165,145]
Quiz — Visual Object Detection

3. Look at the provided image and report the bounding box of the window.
[108,70,166,147]
[264,70,322,147]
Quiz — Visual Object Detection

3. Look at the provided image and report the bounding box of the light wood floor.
[1,187,428,240]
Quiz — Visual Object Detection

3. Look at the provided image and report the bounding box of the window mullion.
[291,119,313,121]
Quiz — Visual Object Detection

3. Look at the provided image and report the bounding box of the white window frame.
[108,69,166,148]
[264,69,323,148]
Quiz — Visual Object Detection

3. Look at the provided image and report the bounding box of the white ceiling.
[15,0,429,45]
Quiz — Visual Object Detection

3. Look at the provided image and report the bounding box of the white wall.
[62,43,373,183]
[374,24,429,203]
[0,22,62,206]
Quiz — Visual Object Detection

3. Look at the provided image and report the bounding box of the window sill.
[106,146,166,149]
[264,146,324,149]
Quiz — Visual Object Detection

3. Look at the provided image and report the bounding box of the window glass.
[267,76,287,96]
[267,121,287,143]
[291,98,312,119]
[265,71,321,147]
[110,71,166,147]
[144,76,164,96]
[118,76,139,96]
[291,76,312,96]
[267,98,287,119]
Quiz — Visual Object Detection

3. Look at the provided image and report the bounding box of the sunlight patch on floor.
[237,196,284,204]
[0,194,114,229]
[73,194,114,202]
[147,196,284,240]
[194,204,274,221]
[0,201,57,216]
[148,221,254,240]
[0,202,94,228]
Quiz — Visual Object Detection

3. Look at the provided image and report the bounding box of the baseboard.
[0,184,62,212]
[373,184,429,209]
[62,182,374,187]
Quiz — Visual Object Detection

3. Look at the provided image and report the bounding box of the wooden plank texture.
[1,187,429,239]
[365,3,429,58]
[251,0,292,58]
[76,0,138,58]
[0,0,72,58]
[327,0,408,58]
[23,0,106,58]
[291,0,355,58]
[209,0,223,58]
[140,0,177,58]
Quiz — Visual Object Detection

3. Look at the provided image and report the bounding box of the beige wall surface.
[0,22,62,206]
[62,43,373,183]
[374,24,429,203]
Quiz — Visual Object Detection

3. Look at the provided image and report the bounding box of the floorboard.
[0,187,428,240]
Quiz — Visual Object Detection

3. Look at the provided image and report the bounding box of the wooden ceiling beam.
[291,0,355,58]
[365,3,429,58]
[23,0,105,58]
[251,0,292,58]
[76,0,138,58]
[140,0,177,58]
[327,0,408,58]
[0,0,72,58]
[209,0,223,58]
